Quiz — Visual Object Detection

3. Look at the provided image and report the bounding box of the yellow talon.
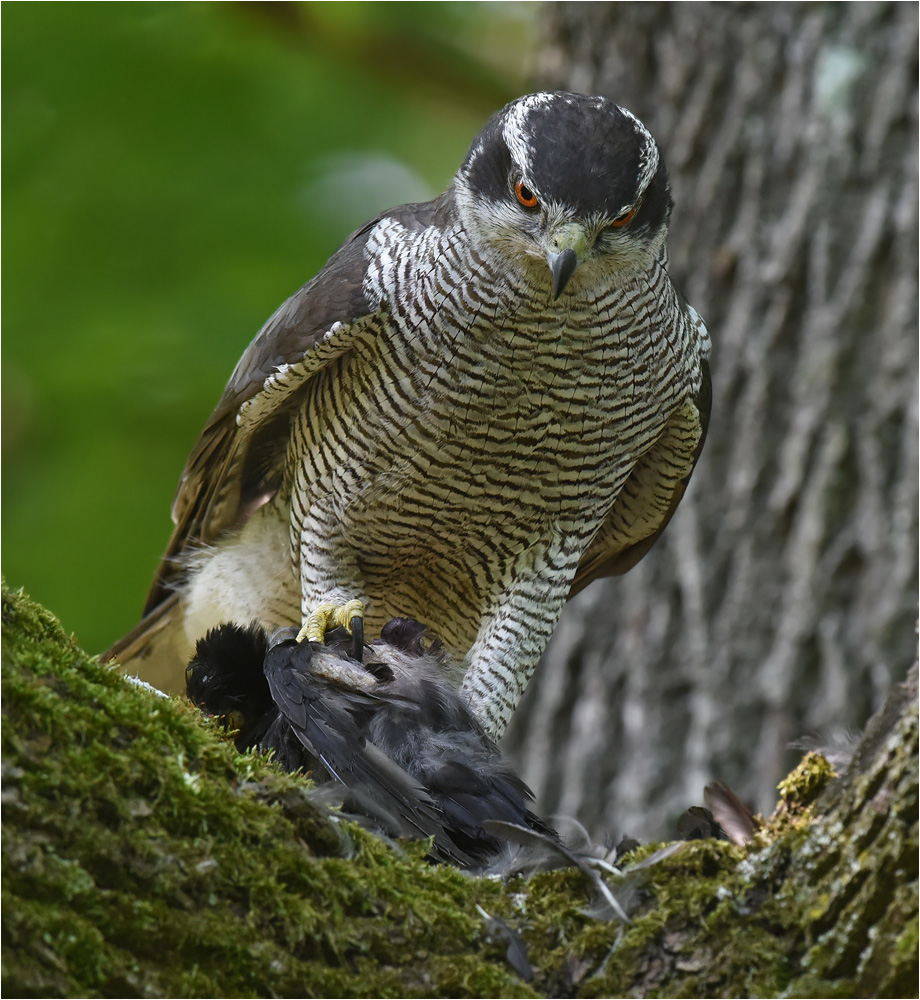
[297,599,365,644]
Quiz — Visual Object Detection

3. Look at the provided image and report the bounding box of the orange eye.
[609,206,637,228]
[514,180,539,209]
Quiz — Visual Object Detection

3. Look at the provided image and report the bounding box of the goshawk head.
[453,91,673,298]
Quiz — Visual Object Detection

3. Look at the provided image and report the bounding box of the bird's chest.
[294,290,680,528]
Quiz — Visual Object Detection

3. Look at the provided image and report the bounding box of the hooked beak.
[544,222,589,299]
[546,248,578,300]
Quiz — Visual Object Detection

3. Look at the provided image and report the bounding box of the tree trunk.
[504,1,919,840]
[3,585,916,998]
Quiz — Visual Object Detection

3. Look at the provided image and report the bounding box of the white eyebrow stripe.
[501,92,556,178]
[617,104,660,195]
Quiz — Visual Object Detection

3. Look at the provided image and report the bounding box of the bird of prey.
[110,91,711,739]
[186,616,553,868]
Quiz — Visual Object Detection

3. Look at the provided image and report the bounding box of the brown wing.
[569,357,711,596]
[143,199,445,615]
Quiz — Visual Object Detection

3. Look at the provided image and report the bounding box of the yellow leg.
[296,599,364,644]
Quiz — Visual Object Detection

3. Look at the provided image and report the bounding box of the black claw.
[350,615,364,663]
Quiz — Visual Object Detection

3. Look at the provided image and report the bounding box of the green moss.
[1,584,532,998]
[777,752,837,811]
[3,583,916,998]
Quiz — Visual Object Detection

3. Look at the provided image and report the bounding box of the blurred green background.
[3,1,536,652]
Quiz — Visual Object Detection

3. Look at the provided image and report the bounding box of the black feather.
[186,622,275,749]
[186,618,555,868]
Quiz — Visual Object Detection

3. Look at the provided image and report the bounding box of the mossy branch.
[2,584,916,998]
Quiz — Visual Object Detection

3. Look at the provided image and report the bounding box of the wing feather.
[570,357,711,595]
[144,199,443,614]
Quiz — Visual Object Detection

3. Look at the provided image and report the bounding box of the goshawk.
[110,91,711,739]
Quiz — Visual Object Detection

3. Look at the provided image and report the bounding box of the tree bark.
[3,585,916,998]
[505,1,919,840]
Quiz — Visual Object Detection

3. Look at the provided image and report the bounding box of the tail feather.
[101,593,192,695]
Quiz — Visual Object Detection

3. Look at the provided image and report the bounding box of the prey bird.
[185,617,554,868]
[109,91,711,738]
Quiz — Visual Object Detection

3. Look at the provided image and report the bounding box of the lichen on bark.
[2,584,916,998]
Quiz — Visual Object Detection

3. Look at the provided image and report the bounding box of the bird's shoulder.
[200,193,453,447]
[144,196,454,611]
